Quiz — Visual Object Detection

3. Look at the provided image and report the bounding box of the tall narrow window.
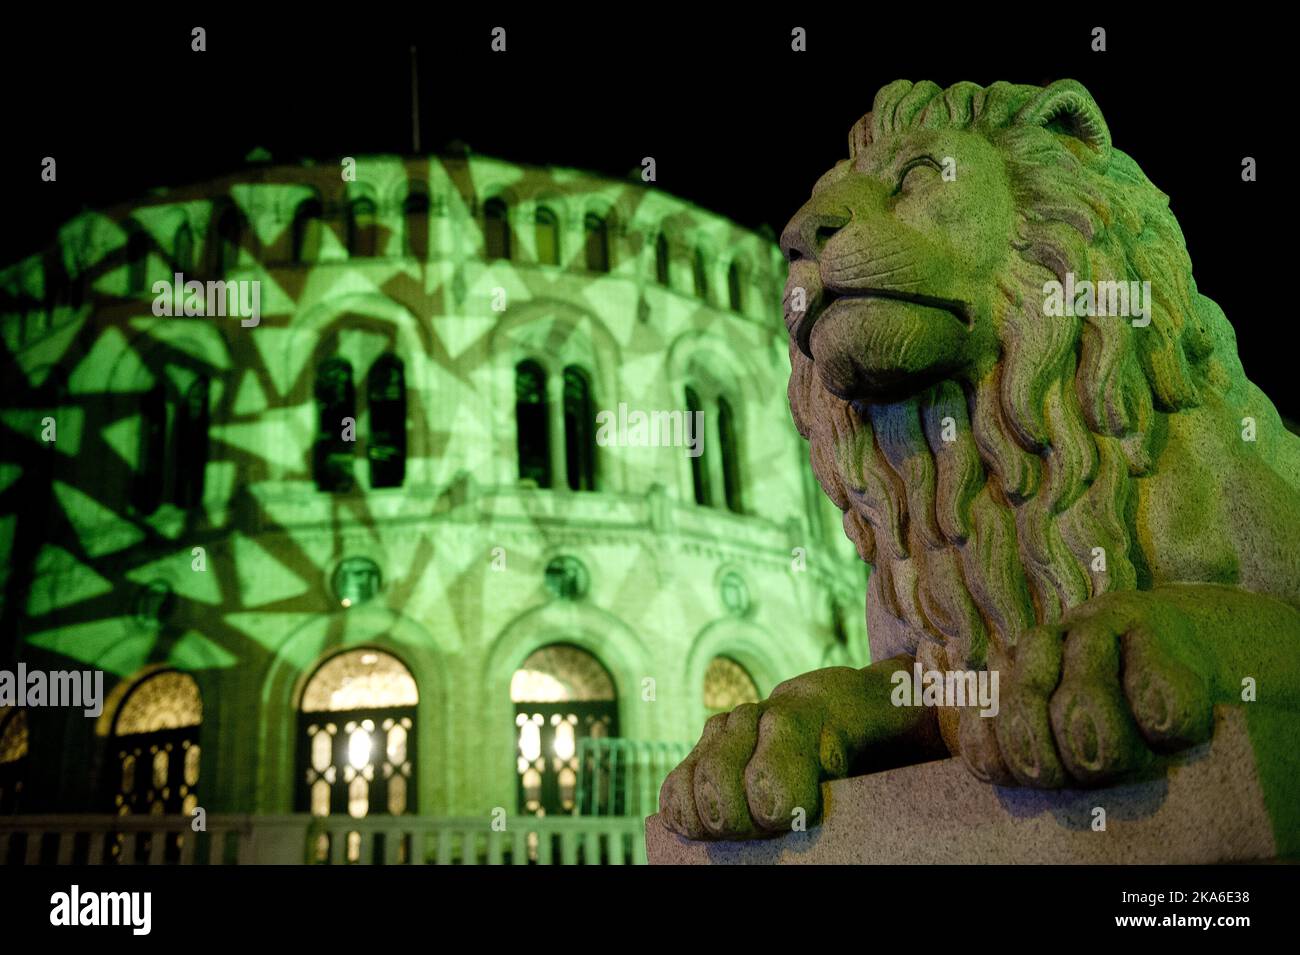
[367,354,406,489]
[126,227,149,296]
[655,233,671,286]
[693,248,709,301]
[727,261,744,313]
[685,385,710,506]
[314,358,356,492]
[535,206,560,266]
[133,382,167,514]
[403,186,429,259]
[299,649,418,862]
[515,360,551,488]
[174,224,194,274]
[347,197,378,258]
[215,206,241,274]
[171,377,210,509]
[109,670,202,862]
[584,213,609,272]
[563,365,595,492]
[292,199,323,264]
[717,395,743,513]
[484,197,510,260]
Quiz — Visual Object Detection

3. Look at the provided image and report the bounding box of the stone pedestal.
[646,708,1285,864]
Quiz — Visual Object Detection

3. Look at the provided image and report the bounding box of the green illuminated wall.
[0,153,868,816]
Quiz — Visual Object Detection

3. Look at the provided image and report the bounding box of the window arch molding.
[489,299,622,490]
[258,607,450,815]
[485,600,651,796]
[666,331,761,511]
[683,618,794,739]
[102,331,228,514]
[282,295,426,483]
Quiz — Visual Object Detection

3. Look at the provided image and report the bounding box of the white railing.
[574,738,691,818]
[0,813,648,865]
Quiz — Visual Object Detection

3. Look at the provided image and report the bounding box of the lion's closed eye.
[895,157,942,195]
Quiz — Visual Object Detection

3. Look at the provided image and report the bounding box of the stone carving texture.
[658,80,1300,854]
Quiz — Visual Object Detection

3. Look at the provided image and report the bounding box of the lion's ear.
[1016,80,1111,165]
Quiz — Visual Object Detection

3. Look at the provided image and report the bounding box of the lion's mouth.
[791,287,972,359]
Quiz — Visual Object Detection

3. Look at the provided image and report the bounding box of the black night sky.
[2,12,1290,416]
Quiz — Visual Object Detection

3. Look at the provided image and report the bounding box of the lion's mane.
[789,80,1231,672]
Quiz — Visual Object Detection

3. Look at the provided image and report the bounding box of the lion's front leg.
[993,584,1300,787]
[658,657,949,839]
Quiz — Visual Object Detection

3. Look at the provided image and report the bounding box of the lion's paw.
[658,696,847,840]
[994,592,1214,787]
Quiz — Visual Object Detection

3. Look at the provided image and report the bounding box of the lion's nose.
[780,210,850,263]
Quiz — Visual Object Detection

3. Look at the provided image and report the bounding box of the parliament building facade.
[0,153,868,861]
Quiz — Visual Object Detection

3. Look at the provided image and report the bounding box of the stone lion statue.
[660,79,1300,841]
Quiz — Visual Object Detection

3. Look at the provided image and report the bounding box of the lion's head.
[783,80,1231,674]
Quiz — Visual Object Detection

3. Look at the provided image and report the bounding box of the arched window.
[314,357,356,492]
[347,197,378,258]
[109,670,202,862]
[0,708,28,815]
[655,233,671,286]
[484,197,510,260]
[717,395,743,513]
[685,385,710,506]
[515,360,551,488]
[693,248,709,301]
[703,657,760,718]
[132,382,167,515]
[170,376,210,509]
[126,226,149,296]
[214,205,241,274]
[584,213,609,272]
[299,649,418,862]
[563,365,596,491]
[727,260,744,313]
[512,644,617,816]
[367,354,406,489]
[535,206,560,266]
[173,224,194,274]
[403,185,429,259]
[292,199,324,264]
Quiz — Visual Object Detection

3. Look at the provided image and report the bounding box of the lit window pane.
[348,776,369,819]
[388,774,407,815]
[554,719,575,761]
[387,723,407,764]
[348,727,372,771]
[311,727,332,771]
[152,749,168,790]
[184,743,201,786]
[519,716,541,762]
[312,779,330,817]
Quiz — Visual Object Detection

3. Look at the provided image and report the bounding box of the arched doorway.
[297,649,418,862]
[511,644,617,816]
[107,670,203,862]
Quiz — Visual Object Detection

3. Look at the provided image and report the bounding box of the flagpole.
[410,45,421,154]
